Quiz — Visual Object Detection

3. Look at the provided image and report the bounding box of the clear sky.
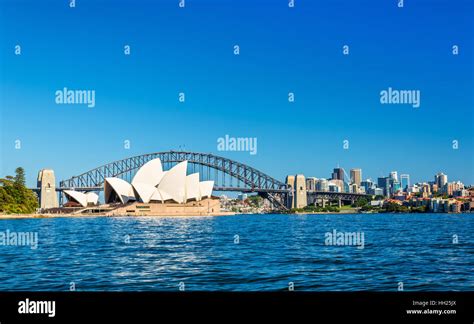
[1,0,473,187]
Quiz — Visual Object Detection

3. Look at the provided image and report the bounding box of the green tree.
[14,167,26,186]
[0,168,38,214]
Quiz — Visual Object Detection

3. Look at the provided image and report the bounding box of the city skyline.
[289,166,467,193]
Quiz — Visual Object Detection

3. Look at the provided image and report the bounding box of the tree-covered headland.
[0,167,38,214]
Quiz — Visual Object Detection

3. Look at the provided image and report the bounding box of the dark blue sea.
[0,213,472,291]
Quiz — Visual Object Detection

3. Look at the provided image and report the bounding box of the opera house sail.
[63,190,99,207]
[64,158,219,216]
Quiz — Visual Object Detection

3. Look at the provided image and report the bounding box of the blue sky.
[1,0,473,187]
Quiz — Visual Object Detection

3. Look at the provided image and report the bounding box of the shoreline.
[0,211,236,219]
[0,211,471,220]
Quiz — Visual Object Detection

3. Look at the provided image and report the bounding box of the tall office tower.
[390,171,398,182]
[332,167,345,181]
[294,174,308,208]
[377,177,391,197]
[392,181,401,193]
[306,177,317,191]
[400,174,410,191]
[435,172,448,189]
[361,179,374,192]
[285,175,296,208]
[350,168,362,186]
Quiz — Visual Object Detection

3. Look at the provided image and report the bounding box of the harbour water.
[0,213,472,291]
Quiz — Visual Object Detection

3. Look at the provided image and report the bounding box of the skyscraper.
[350,168,362,186]
[377,177,391,197]
[390,171,398,182]
[332,168,344,181]
[435,172,448,189]
[400,174,410,191]
[361,179,374,193]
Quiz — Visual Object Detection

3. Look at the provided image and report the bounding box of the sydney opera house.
[63,158,223,216]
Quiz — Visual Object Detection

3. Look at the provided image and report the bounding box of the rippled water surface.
[0,213,472,291]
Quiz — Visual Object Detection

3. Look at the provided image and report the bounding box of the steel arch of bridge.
[59,151,289,194]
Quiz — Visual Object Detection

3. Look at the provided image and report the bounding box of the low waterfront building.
[316,178,329,192]
[306,177,317,191]
[370,200,384,207]
[106,198,223,216]
[349,183,359,194]
[238,193,248,201]
[328,182,341,193]
[369,188,384,196]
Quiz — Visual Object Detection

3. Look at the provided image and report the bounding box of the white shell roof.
[64,190,99,207]
[132,158,164,187]
[104,177,135,204]
[199,180,214,199]
[132,182,158,204]
[185,173,200,201]
[85,192,99,205]
[64,190,88,207]
[157,161,188,203]
[101,159,214,205]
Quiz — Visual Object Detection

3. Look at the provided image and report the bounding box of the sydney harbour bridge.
[53,151,368,210]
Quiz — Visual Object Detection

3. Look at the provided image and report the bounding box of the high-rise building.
[350,168,362,186]
[390,171,398,182]
[361,179,374,193]
[377,177,391,197]
[400,174,410,191]
[435,172,448,189]
[392,181,401,193]
[331,168,345,181]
